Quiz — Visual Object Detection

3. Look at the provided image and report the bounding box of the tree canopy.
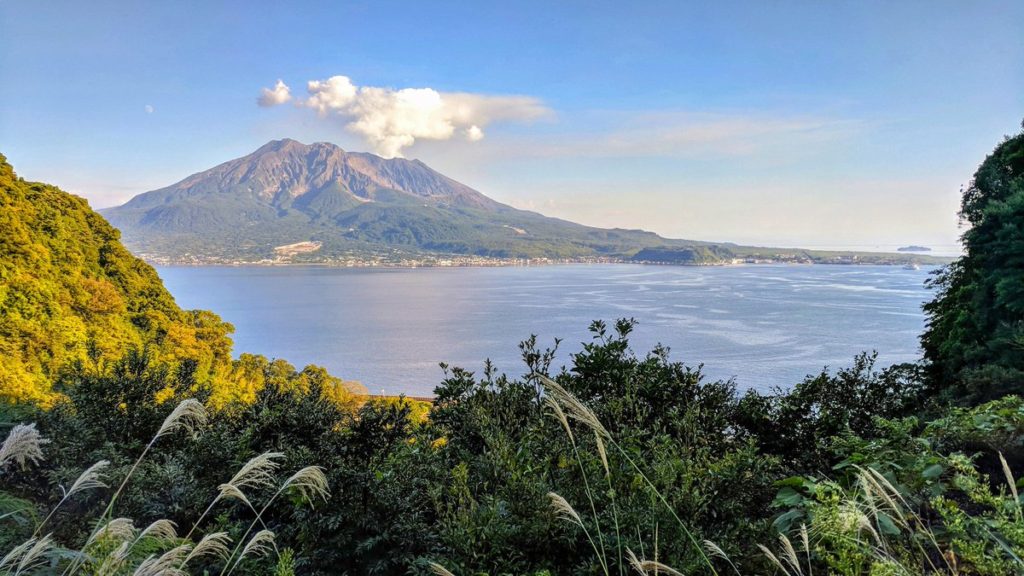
[0,154,236,405]
[923,126,1024,404]
[0,153,366,407]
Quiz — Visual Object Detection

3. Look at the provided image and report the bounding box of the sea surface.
[157,264,935,397]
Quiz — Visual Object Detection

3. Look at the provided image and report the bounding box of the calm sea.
[157,264,935,397]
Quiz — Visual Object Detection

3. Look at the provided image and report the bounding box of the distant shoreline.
[147,255,954,269]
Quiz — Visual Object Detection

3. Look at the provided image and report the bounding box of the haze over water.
[158,264,934,397]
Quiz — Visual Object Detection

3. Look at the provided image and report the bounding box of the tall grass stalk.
[544,395,610,576]
[183,451,284,541]
[626,547,684,576]
[548,492,607,573]
[703,540,741,576]
[539,375,718,575]
[742,463,1011,576]
[219,466,329,576]
[225,530,276,576]
[597,432,625,576]
[33,460,109,536]
[64,399,208,576]
[0,534,54,576]
[999,452,1022,522]
[1,409,317,576]
[855,466,950,574]
[104,400,207,518]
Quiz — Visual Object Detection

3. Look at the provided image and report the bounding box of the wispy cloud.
[258,75,551,157]
[490,111,862,160]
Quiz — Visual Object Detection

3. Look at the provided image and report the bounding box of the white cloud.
[144,104,154,114]
[259,75,550,157]
[305,76,356,113]
[258,79,292,107]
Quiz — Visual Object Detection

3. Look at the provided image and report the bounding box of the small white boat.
[903,263,920,271]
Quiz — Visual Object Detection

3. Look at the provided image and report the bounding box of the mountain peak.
[107,139,501,230]
[252,138,350,156]
[254,138,305,153]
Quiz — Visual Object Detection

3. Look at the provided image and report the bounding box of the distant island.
[897,245,932,252]
[102,139,951,267]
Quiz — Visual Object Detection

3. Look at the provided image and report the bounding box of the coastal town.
[135,246,944,268]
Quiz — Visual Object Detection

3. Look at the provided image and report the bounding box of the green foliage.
[0,154,234,405]
[766,400,1024,575]
[424,320,783,575]
[923,127,1024,404]
[632,245,736,264]
[0,396,327,576]
[736,354,927,471]
[0,154,369,409]
[3,317,1023,575]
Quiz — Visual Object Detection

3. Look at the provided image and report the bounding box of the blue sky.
[2,1,1022,251]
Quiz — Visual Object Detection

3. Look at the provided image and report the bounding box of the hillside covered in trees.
[0,126,1023,575]
[0,153,366,408]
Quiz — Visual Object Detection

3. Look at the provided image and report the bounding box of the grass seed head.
[64,460,110,499]
[137,519,178,544]
[184,532,232,566]
[133,544,192,576]
[280,466,330,505]
[538,376,609,439]
[547,492,583,527]
[428,562,457,576]
[238,530,276,562]
[626,548,685,576]
[156,399,207,439]
[0,535,55,575]
[229,452,285,491]
[217,483,254,508]
[87,517,136,546]
[0,423,49,468]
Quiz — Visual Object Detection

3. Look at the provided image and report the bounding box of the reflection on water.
[157,264,934,397]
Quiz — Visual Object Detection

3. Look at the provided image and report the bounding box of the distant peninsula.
[897,245,932,252]
[102,139,951,267]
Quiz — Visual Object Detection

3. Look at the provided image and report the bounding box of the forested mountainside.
[923,128,1024,404]
[0,153,365,406]
[0,154,233,405]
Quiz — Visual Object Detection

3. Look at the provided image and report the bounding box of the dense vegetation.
[0,153,367,408]
[923,128,1024,405]
[0,154,234,406]
[1,126,1023,575]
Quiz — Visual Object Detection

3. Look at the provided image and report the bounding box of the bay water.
[157,264,934,397]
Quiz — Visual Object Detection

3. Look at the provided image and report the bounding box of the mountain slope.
[0,153,369,406]
[0,154,235,405]
[103,139,703,262]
